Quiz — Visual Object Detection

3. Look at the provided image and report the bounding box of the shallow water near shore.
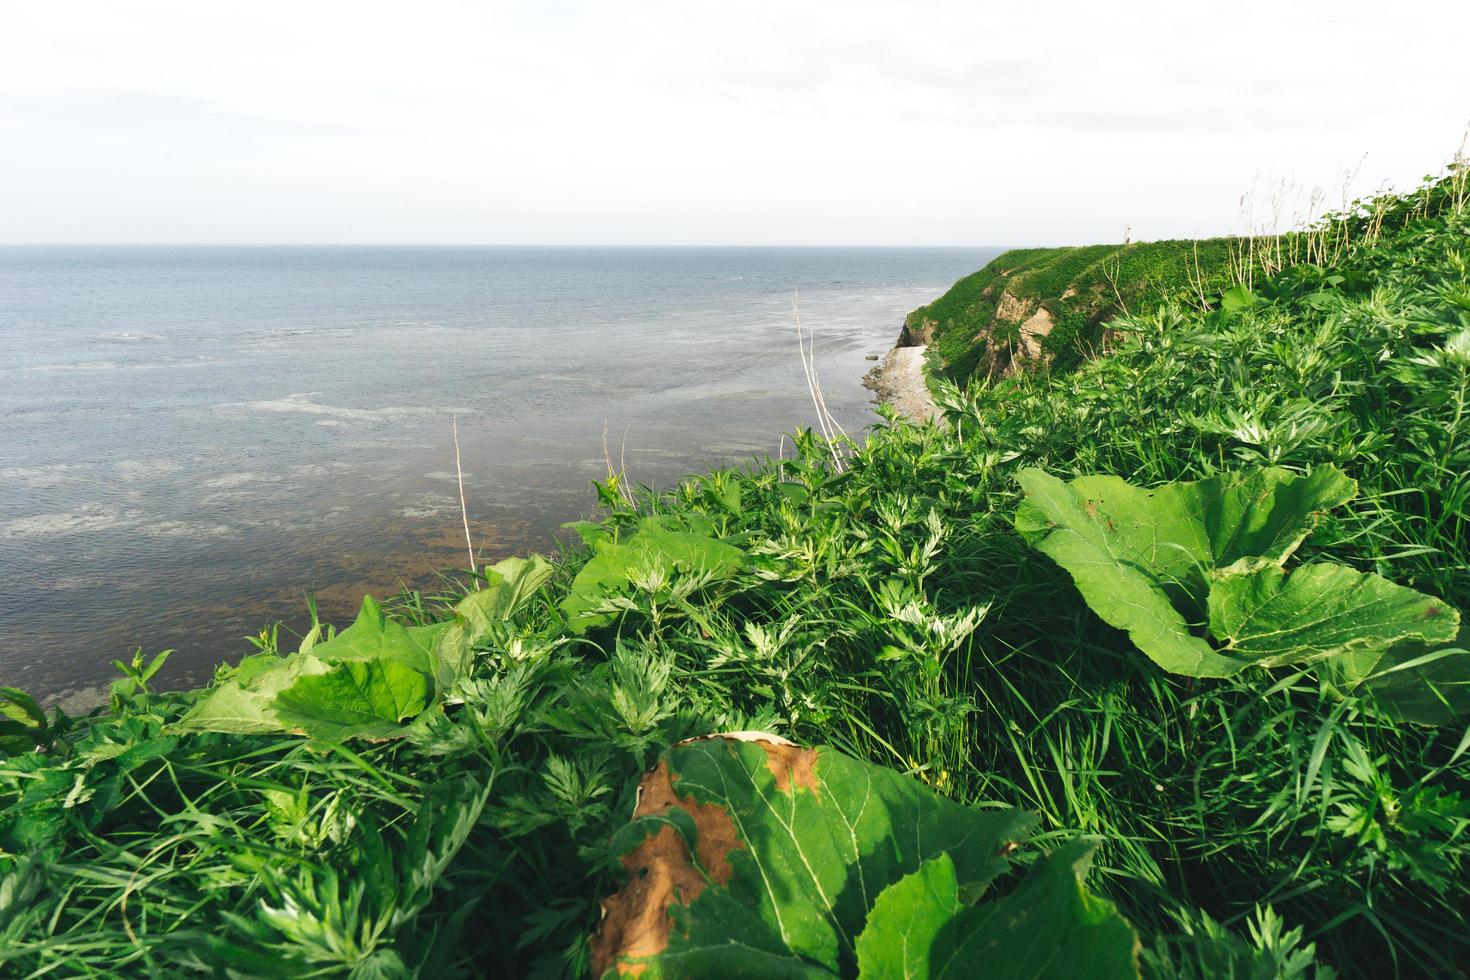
[0,245,1000,705]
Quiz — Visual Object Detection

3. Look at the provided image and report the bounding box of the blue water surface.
[0,245,999,703]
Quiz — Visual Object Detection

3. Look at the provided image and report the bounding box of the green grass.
[1,165,1467,978]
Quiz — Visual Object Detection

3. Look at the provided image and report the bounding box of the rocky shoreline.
[863,343,938,422]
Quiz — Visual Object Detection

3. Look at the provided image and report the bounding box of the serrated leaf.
[470,555,555,627]
[854,842,1139,979]
[173,596,448,738]
[1220,284,1259,313]
[272,659,430,740]
[590,734,1037,978]
[562,520,608,548]
[1207,560,1459,669]
[172,653,333,735]
[307,596,445,676]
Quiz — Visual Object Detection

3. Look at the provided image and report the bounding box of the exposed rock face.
[896,317,935,347]
[1015,306,1056,363]
[961,290,1056,378]
[994,290,1030,323]
[896,283,1064,392]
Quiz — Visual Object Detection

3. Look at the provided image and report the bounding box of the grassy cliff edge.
[905,238,1241,380]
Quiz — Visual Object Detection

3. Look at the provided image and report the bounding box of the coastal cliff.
[902,237,1245,385]
[867,237,1244,421]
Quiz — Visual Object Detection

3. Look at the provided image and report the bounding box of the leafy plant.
[1014,466,1460,682]
[175,556,553,739]
[561,515,746,633]
[855,843,1137,979]
[1140,906,1335,980]
[0,688,66,756]
[590,734,1136,979]
[4,162,1469,979]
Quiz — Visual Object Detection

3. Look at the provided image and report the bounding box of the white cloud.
[1,0,1466,244]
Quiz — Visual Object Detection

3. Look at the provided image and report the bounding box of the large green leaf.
[590,734,1039,978]
[461,556,556,632]
[1206,560,1458,669]
[562,517,745,633]
[172,596,441,740]
[1016,466,1355,617]
[306,596,446,676]
[854,843,1138,979]
[0,687,49,755]
[180,649,432,741]
[1319,623,1470,725]
[1010,466,1457,679]
[171,569,567,742]
[173,653,333,735]
[1015,469,1240,676]
[272,659,430,740]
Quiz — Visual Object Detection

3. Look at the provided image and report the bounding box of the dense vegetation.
[905,195,1406,383]
[2,165,1467,978]
[903,238,1233,379]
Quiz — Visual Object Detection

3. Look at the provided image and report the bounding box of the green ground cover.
[2,167,1467,978]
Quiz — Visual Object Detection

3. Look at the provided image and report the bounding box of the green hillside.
[909,238,1249,379]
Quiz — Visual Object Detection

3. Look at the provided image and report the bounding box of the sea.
[0,245,1000,707]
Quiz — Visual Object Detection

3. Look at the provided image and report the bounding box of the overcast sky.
[2,1,1468,245]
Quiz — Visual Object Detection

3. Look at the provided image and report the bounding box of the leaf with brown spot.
[591,734,1037,979]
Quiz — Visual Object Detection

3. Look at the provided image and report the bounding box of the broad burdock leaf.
[1206,560,1457,669]
[304,596,446,676]
[430,555,555,689]
[1219,284,1259,313]
[172,652,333,735]
[1015,465,1356,617]
[1014,466,1460,684]
[1319,624,1470,725]
[461,556,557,631]
[854,843,1138,979]
[172,597,439,739]
[589,733,1040,979]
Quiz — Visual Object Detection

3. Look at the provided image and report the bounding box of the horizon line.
[0,241,1017,249]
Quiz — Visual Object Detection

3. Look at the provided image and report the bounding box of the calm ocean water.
[0,245,998,705]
